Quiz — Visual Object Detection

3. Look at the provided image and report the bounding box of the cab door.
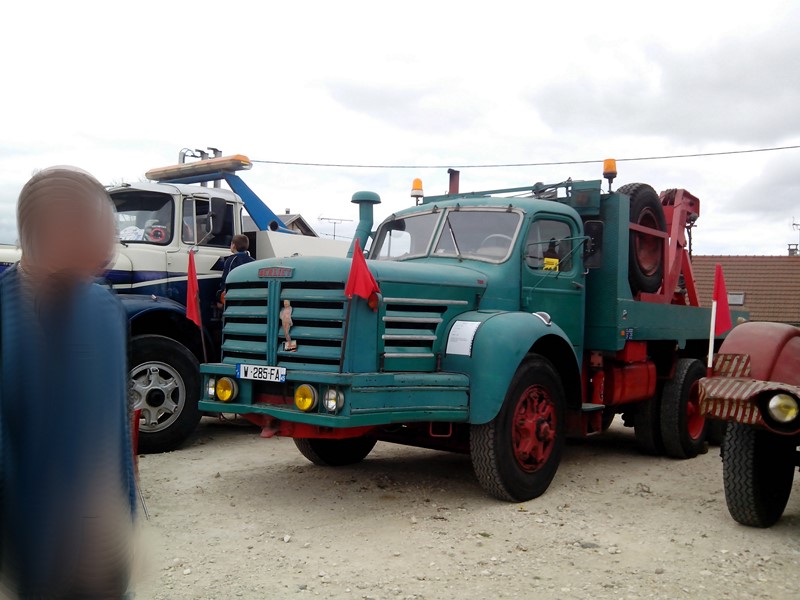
[166,195,237,320]
[520,214,585,350]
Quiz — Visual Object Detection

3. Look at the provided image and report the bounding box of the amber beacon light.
[603,158,617,192]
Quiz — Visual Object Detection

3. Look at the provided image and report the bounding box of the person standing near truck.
[216,233,255,306]
[0,167,137,597]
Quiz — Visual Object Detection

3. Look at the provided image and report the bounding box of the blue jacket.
[0,266,136,594]
[217,251,255,301]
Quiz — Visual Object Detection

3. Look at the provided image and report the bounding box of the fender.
[118,293,187,320]
[441,310,581,425]
[119,293,214,361]
[719,321,800,385]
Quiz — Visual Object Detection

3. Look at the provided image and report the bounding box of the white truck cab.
[0,153,347,452]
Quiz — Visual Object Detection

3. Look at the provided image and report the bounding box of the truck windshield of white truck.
[114,191,174,245]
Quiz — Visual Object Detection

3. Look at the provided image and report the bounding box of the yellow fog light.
[215,377,238,402]
[767,393,799,423]
[294,384,318,412]
[323,389,344,412]
[207,378,216,398]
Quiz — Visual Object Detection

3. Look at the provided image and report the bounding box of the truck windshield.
[433,209,521,262]
[113,190,174,245]
[372,212,440,260]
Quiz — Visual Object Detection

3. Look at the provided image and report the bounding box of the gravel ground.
[134,418,800,599]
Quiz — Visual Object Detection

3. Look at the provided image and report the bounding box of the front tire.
[470,355,565,502]
[660,358,707,459]
[129,335,200,454]
[722,423,796,528]
[294,437,377,466]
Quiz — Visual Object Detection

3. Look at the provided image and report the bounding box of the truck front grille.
[222,281,270,365]
[381,299,451,371]
[277,282,345,371]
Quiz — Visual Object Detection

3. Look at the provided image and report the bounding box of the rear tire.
[707,420,728,446]
[618,183,667,295]
[660,358,707,459]
[634,392,664,456]
[470,355,565,502]
[294,437,377,466]
[722,423,796,528]
[601,409,616,432]
[130,335,201,454]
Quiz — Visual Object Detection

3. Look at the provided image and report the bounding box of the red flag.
[345,239,380,308]
[712,263,732,336]
[186,250,202,328]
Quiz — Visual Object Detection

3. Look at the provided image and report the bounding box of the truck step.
[580,403,605,413]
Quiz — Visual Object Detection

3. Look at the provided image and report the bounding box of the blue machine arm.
[157,171,293,234]
[222,174,293,234]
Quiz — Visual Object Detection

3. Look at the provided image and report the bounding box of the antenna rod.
[319,216,354,240]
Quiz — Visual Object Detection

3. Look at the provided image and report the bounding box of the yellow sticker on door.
[543,257,560,271]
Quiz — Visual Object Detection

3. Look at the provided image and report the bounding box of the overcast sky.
[2,0,799,254]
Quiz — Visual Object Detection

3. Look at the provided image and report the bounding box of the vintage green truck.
[199,163,725,501]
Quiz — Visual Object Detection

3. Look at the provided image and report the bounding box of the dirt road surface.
[135,418,800,599]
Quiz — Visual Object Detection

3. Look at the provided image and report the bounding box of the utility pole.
[319,216,353,240]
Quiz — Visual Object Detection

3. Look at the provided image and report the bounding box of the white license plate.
[236,364,286,383]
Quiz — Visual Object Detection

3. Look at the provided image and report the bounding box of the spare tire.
[618,183,667,295]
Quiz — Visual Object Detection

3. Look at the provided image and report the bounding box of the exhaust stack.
[348,191,381,258]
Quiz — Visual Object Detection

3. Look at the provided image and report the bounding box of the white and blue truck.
[0,150,347,452]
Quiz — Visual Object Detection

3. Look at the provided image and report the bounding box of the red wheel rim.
[512,384,557,473]
[634,208,661,275]
[686,382,705,441]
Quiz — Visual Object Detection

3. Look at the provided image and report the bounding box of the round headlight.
[207,377,216,398]
[294,384,318,412]
[767,393,799,423]
[323,389,343,412]
[215,377,238,402]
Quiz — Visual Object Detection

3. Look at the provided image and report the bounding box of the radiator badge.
[259,266,294,278]
[280,299,297,351]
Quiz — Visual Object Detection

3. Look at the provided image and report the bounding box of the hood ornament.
[280,299,297,351]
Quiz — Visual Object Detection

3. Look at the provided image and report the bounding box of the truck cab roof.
[108,180,243,204]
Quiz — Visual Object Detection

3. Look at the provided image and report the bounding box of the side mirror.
[388,220,406,233]
[209,197,228,235]
[583,220,604,269]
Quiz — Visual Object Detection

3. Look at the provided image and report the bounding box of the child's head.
[17,166,116,281]
[230,234,249,253]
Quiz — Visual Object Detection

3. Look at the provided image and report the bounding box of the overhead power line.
[250,144,800,170]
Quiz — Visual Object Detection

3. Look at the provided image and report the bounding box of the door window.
[525,219,573,272]
[182,197,234,247]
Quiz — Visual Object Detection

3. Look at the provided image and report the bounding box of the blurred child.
[0,167,137,597]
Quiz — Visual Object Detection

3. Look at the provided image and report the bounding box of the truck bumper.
[698,376,800,435]
[199,363,470,428]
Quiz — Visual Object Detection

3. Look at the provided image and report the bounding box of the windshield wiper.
[445,213,464,262]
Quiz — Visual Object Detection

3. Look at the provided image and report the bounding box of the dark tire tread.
[471,421,514,501]
[470,355,565,502]
[660,358,706,459]
[294,437,377,467]
[722,422,795,528]
[634,392,664,456]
